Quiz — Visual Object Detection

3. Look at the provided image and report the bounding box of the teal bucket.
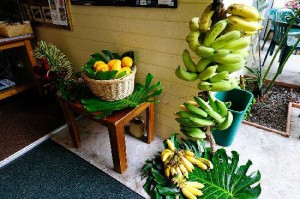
[212,89,254,147]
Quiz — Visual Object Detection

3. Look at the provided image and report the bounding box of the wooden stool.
[59,98,155,174]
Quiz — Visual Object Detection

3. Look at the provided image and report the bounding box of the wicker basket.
[0,21,33,38]
[82,66,136,101]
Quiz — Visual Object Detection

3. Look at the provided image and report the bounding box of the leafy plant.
[82,50,136,80]
[246,9,300,98]
[141,134,261,199]
[81,73,162,119]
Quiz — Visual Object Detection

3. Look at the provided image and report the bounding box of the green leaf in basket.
[102,50,114,61]
[84,68,97,79]
[95,70,118,80]
[107,70,118,79]
[115,71,127,79]
[84,57,97,69]
[90,52,107,62]
[112,52,120,60]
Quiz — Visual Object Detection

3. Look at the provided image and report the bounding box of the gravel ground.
[246,84,300,132]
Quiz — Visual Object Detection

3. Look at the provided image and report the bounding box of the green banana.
[208,92,219,112]
[188,31,201,51]
[225,101,232,108]
[197,81,212,91]
[176,111,202,119]
[210,71,229,83]
[217,111,233,130]
[199,4,214,32]
[195,46,217,58]
[205,109,223,123]
[196,58,213,73]
[176,118,205,127]
[232,48,250,58]
[216,60,245,73]
[180,125,204,133]
[211,30,242,49]
[212,49,232,59]
[198,65,218,80]
[203,19,228,47]
[189,116,215,126]
[182,49,197,72]
[175,65,198,81]
[181,128,206,139]
[194,96,213,111]
[213,54,244,64]
[215,99,228,117]
[189,17,200,31]
[184,103,208,118]
[223,37,251,51]
[210,78,239,91]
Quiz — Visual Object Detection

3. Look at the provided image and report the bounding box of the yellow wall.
[35,0,212,138]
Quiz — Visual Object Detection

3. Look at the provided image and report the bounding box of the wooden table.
[59,99,155,174]
[0,35,38,100]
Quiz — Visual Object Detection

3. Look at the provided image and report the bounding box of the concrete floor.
[51,105,300,199]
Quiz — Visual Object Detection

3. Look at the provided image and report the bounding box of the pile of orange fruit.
[93,56,134,79]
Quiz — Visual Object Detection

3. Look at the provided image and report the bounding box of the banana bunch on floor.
[175,3,264,92]
[161,139,213,179]
[172,173,205,199]
[175,93,233,140]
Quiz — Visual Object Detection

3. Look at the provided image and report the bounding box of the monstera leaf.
[141,136,261,199]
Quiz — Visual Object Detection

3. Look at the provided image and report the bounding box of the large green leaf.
[189,149,261,199]
[141,136,261,199]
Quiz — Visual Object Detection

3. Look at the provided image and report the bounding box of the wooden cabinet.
[0,35,38,100]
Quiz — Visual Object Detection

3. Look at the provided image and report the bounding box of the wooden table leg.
[146,102,155,144]
[107,124,127,173]
[59,99,81,148]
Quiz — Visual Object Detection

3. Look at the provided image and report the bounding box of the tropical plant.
[141,135,261,199]
[81,73,162,119]
[245,9,300,98]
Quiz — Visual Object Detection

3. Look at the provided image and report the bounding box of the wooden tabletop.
[0,34,35,45]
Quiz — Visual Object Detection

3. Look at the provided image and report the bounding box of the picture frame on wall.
[30,6,44,22]
[41,6,52,23]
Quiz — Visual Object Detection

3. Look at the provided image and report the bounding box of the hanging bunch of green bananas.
[175,3,264,92]
[161,139,212,199]
[175,93,233,140]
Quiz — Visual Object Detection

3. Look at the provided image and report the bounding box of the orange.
[121,57,133,68]
[107,59,121,71]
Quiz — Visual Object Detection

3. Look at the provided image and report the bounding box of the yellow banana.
[164,164,171,178]
[179,163,189,178]
[184,150,195,157]
[184,155,198,164]
[227,3,263,21]
[199,4,214,32]
[228,15,263,32]
[175,165,183,176]
[198,158,214,169]
[170,165,177,176]
[189,17,200,31]
[181,156,194,172]
[161,151,174,162]
[166,139,176,151]
[161,148,174,156]
[196,160,208,170]
[185,184,204,196]
[185,181,205,189]
[186,100,198,107]
[182,187,197,199]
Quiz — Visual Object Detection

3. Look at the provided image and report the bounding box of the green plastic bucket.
[212,89,254,147]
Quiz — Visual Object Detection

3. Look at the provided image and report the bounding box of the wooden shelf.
[0,82,36,100]
[0,34,38,100]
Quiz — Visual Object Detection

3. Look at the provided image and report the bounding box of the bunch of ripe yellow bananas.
[161,139,213,179]
[161,139,211,199]
[175,3,264,92]
[175,93,232,140]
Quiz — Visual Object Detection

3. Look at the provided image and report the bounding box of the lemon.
[94,61,109,72]
[121,57,133,68]
[108,59,121,71]
[115,67,132,79]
